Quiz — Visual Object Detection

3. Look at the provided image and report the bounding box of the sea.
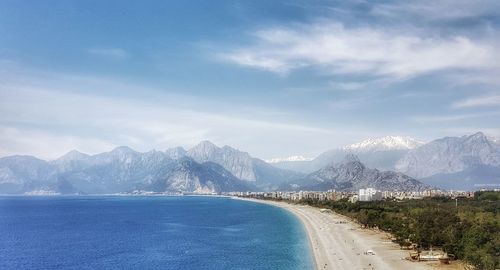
[0,196,314,270]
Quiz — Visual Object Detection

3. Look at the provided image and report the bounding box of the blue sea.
[0,196,314,270]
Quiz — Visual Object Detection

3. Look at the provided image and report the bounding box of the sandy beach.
[237,198,449,270]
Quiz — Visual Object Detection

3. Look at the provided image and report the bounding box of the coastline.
[236,197,446,270]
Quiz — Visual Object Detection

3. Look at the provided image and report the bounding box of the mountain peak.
[467,132,486,141]
[343,136,424,152]
[187,141,221,161]
[165,146,187,159]
[58,150,89,161]
[193,140,219,150]
[341,154,361,163]
[110,146,136,155]
[396,132,500,185]
[302,154,426,192]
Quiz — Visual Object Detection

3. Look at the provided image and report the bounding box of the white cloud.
[411,111,500,123]
[0,71,345,159]
[328,81,367,91]
[87,48,129,60]
[438,127,500,139]
[371,0,500,21]
[219,22,499,79]
[0,127,115,160]
[452,94,500,108]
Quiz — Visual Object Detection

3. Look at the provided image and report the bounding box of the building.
[358,188,382,201]
[349,194,359,203]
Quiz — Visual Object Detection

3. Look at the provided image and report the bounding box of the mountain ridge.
[282,154,428,192]
[270,132,500,190]
[342,136,424,152]
[1,132,498,193]
[184,141,304,190]
[271,135,424,173]
[0,146,255,194]
[396,132,500,189]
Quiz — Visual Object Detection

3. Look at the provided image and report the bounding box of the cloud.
[87,48,129,60]
[0,127,116,160]
[411,111,500,123]
[452,94,500,108]
[371,0,500,22]
[328,81,367,91]
[438,127,500,138]
[219,22,499,80]
[0,69,344,159]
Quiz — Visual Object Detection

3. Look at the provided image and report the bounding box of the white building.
[349,194,359,203]
[358,188,382,202]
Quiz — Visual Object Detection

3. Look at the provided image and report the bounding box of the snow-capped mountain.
[396,132,500,190]
[343,136,424,152]
[272,136,424,173]
[0,146,255,194]
[272,132,499,190]
[265,155,313,163]
[2,132,498,193]
[283,154,427,191]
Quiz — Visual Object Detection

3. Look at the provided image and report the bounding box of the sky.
[0,0,500,160]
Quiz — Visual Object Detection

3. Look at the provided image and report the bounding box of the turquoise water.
[0,196,314,270]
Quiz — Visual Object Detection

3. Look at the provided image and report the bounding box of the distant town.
[224,188,499,202]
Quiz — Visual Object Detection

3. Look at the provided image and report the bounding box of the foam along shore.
[237,198,440,270]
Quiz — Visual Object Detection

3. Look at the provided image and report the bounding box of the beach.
[238,198,448,270]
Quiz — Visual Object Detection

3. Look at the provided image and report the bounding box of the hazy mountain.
[148,158,255,193]
[283,154,427,192]
[265,159,315,173]
[0,155,57,194]
[396,132,500,190]
[272,136,424,172]
[343,136,424,152]
[165,146,187,159]
[187,141,257,181]
[2,133,498,193]
[274,133,500,190]
[266,155,313,163]
[185,141,304,190]
[265,155,314,173]
[0,141,301,194]
[0,147,255,194]
[419,165,500,191]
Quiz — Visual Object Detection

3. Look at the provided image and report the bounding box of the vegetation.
[297,191,499,270]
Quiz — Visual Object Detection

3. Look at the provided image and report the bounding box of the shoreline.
[236,197,319,270]
[236,197,451,270]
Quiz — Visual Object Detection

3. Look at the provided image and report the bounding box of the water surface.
[0,196,313,270]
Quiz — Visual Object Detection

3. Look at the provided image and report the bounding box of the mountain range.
[396,132,500,190]
[0,141,300,194]
[0,132,498,194]
[271,136,424,172]
[272,132,500,190]
[281,154,428,192]
[184,141,302,190]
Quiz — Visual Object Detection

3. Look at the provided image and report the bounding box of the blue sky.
[1,0,499,160]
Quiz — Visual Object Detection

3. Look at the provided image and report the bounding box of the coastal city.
[1,0,499,269]
[225,188,481,202]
